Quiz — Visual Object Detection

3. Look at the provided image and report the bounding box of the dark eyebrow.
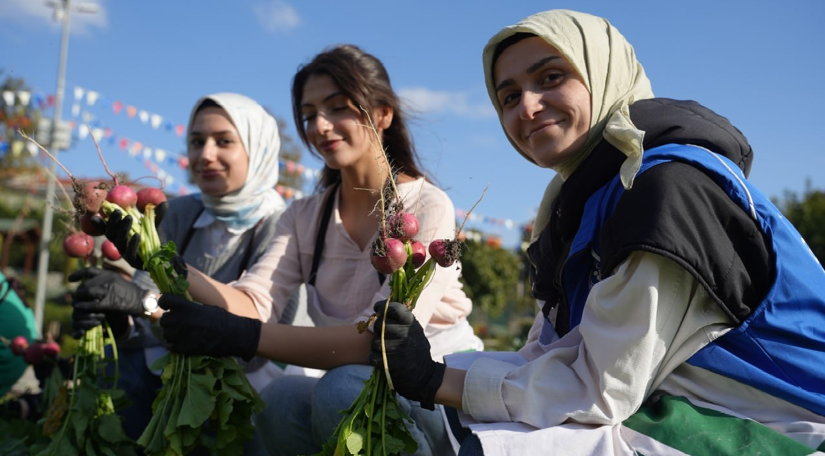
[188,130,234,138]
[494,55,561,93]
[301,91,346,109]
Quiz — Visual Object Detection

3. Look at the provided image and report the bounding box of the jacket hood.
[631,98,753,177]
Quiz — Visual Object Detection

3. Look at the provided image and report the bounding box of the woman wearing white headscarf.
[367,9,825,456]
[70,93,306,454]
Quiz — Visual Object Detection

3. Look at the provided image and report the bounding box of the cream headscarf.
[187,92,286,232]
[482,9,654,240]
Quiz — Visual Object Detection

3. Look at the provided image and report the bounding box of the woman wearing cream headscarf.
[368,9,825,456]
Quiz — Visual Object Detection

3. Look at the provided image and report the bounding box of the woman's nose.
[199,140,218,160]
[314,112,332,136]
[519,89,544,120]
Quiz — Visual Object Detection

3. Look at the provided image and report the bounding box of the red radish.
[371,237,408,274]
[101,239,121,261]
[428,238,462,268]
[63,232,95,258]
[23,343,44,365]
[78,180,109,214]
[107,184,138,208]
[137,187,167,213]
[389,212,420,241]
[11,336,28,356]
[410,240,427,268]
[42,341,61,357]
[80,212,106,236]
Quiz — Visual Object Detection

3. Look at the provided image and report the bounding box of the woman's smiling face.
[300,73,386,172]
[187,106,249,196]
[493,36,592,169]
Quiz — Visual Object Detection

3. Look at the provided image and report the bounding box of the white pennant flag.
[26,141,38,156]
[72,104,81,117]
[2,91,15,106]
[86,91,99,106]
[92,128,104,141]
[155,148,166,162]
[138,110,149,124]
[143,147,152,159]
[78,124,90,140]
[150,114,163,129]
[82,111,93,123]
[74,87,84,101]
[157,169,166,180]
[17,91,31,107]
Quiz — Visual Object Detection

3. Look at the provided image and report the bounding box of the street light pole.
[33,0,97,337]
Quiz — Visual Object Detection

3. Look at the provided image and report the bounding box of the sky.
[1,0,824,249]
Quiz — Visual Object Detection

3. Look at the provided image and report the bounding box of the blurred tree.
[459,235,533,318]
[775,180,825,265]
[0,71,43,171]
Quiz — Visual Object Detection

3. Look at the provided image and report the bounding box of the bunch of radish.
[19,128,153,453]
[322,160,476,454]
[7,335,61,365]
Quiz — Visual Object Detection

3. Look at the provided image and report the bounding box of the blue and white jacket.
[528,99,825,417]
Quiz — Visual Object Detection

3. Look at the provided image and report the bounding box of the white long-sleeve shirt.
[453,251,825,450]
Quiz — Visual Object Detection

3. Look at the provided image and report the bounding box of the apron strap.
[308,182,386,287]
[178,207,205,256]
[308,183,339,286]
[179,205,259,278]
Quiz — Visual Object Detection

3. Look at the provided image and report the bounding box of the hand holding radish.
[370,301,445,410]
[102,199,169,270]
[68,268,147,338]
[157,294,261,361]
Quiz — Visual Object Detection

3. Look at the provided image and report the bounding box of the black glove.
[158,294,261,361]
[370,301,446,410]
[105,210,142,269]
[70,268,146,315]
[104,202,170,270]
[70,267,145,338]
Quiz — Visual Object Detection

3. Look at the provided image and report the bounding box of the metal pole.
[33,0,72,338]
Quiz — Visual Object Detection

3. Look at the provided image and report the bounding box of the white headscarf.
[187,92,286,232]
[482,9,655,240]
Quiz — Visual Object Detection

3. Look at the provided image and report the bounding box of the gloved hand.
[158,294,261,361]
[72,307,125,339]
[104,202,170,271]
[370,301,446,410]
[105,209,142,269]
[69,267,145,338]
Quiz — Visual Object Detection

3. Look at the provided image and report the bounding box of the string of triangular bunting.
[2,86,530,232]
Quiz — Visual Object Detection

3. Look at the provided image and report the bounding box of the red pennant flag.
[47,95,55,106]
[127,106,137,118]
[113,101,123,114]
[119,138,129,150]
[178,156,189,169]
[175,124,185,137]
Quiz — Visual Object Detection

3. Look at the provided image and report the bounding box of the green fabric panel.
[0,271,38,396]
[623,395,817,455]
